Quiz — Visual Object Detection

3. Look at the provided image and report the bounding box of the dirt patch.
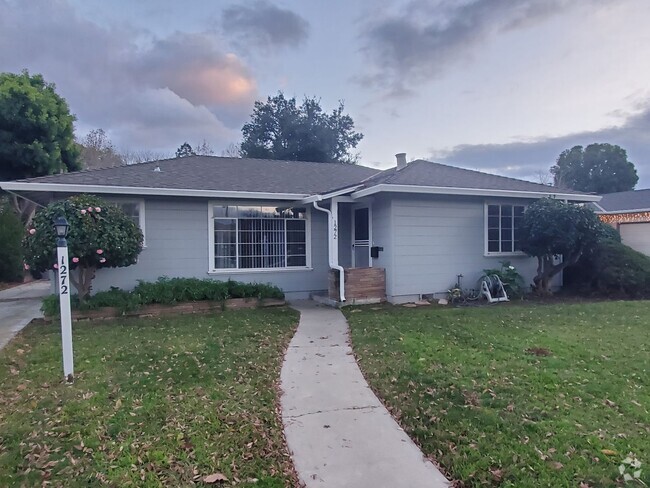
[525,347,551,357]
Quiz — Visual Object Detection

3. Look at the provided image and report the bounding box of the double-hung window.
[211,205,308,270]
[486,203,525,254]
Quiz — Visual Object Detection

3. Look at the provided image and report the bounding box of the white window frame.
[207,201,312,274]
[106,198,146,247]
[484,202,526,257]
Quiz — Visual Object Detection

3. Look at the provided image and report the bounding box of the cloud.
[0,0,256,152]
[360,0,610,95]
[222,0,309,50]
[432,102,650,187]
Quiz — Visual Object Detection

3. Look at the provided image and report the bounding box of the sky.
[1,0,650,187]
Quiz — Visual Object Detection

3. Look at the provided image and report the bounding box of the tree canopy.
[78,129,124,169]
[175,142,196,158]
[0,70,80,181]
[239,92,363,164]
[550,143,638,194]
[520,198,609,293]
[23,195,143,299]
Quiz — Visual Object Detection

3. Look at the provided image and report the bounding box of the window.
[211,205,308,270]
[486,204,524,254]
[108,199,145,245]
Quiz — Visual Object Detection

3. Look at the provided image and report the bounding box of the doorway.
[352,206,371,268]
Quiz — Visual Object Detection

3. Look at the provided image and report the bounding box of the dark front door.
[352,207,370,268]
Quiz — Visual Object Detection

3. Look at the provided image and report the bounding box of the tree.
[0,71,81,223]
[195,140,214,156]
[550,143,638,193]
[23,195,143,299]
[221,143,241,157]
[520,198,608,293]
[0,201,24,282]
[175,142,196,158]
[240,92,363,163]
[78,129,124,169]
[120,148,170,165]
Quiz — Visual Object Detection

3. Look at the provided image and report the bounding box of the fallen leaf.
[203,473,228,483]
[16,384,26,391]
[549,461,564,470]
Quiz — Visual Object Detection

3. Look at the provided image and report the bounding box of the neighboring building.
[1,154,599,303]
[593,189,650,256]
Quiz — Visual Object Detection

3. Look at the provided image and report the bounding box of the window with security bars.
[486,204,525,254]
[212,205,307,269]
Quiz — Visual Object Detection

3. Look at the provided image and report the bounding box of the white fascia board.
[595,207,650,214]
[0,181,308,201]
[350,184,602,202]
[300,185,363,204]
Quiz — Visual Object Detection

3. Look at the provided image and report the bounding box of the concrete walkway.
[281,301,449,488]
[0,281,49,350]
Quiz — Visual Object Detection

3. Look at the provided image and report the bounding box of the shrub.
[483,261,526,298]
[23,195,143,299]
[0,204,23,282]
[42,277,285,316]
[565,239,650,298]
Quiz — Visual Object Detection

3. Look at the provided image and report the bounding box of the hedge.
[42,277,284,316]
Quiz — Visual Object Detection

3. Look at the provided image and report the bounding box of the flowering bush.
[23,195,143,299]
[483,261,526,298]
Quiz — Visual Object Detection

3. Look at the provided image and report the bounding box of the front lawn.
[346,302,649,487]
[0,308,299,487]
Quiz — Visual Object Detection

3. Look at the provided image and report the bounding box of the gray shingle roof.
[595,189,650,212]
[17,156,380,195]
[4,155,595,198]
[356,159,585,194]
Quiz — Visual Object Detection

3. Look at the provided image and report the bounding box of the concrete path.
[0,281,49,350]
[281,301,449,488]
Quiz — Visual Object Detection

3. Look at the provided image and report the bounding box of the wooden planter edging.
[43,298,286,323]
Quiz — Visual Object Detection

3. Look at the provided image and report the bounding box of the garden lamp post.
[53,216,74,382]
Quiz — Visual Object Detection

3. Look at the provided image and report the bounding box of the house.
[593,189,650,256]
[0,154,599,303]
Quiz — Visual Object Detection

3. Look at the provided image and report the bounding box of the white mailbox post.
[53,216,74,382]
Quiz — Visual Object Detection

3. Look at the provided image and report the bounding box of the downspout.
[313,199,345,302]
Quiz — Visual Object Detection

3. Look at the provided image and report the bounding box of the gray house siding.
[91,197,329,299]
[368,195,394,297]
[386,194,541,303]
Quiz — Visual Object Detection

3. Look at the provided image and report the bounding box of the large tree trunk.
[532,251,583,294]
[69,266,96,301]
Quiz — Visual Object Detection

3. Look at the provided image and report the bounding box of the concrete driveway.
[0,281,50,350]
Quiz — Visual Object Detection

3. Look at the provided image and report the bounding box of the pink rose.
[96,249,104,255]
[95,207,101,212]
[99,258,106,263]
[53,263,59,269]
[81,209,87,215]
[24,263,30,270]
[72,257,80,263]
[29,228,36,235]
[87,207,93,212]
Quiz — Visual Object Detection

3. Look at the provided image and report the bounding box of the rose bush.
[23,195,143,300]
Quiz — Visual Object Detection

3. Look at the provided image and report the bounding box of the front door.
[352,207,370,268]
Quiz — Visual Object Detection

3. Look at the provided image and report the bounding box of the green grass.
[346,302,650,487]
[0,308,299,487]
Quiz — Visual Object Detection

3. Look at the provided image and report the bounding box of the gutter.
[350,183,602,202]
[300,185,363,204]
[312,199,345,302]
[0,181,308,201]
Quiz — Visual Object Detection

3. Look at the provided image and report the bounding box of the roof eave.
[350,184,602,202]
[594,207,650,214]
[0,182,308,201]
